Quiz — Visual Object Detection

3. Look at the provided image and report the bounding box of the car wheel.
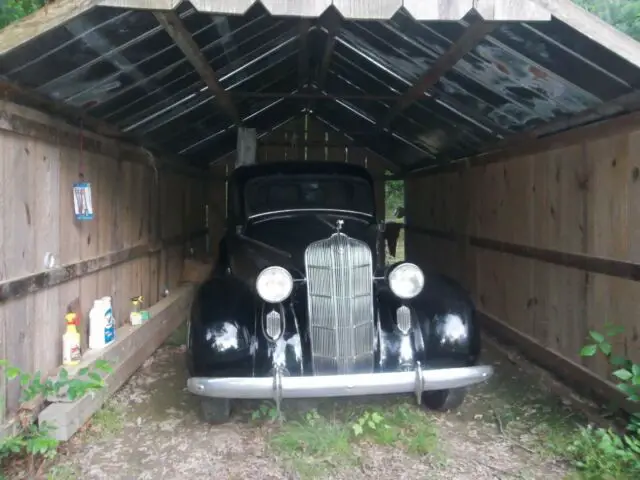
[421,387,467,412]
[200,398,231,424]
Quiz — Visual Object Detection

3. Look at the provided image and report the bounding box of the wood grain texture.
[406,120,640,409]
[0,100,209,423]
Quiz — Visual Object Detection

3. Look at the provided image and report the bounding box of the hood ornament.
[336,219,344,232]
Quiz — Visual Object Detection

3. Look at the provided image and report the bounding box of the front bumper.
[187,364,493,405]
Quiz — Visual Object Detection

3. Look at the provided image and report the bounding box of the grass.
[261,401,440,479]
[84,402,125,440]
[46,463,78,480]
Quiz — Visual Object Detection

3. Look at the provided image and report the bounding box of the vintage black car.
[186,161,493,422]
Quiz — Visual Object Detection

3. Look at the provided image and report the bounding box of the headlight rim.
[256,266,294,304]
[388,262,425,300]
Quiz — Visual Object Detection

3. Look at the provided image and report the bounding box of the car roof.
[228,161,375,186]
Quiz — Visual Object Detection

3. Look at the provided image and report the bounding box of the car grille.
[304,232,375,375]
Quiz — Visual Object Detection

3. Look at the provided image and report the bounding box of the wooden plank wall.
[0,101,208,423]
[406,122,640,405]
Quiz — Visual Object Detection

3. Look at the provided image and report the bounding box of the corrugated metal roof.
[1,0,640,171]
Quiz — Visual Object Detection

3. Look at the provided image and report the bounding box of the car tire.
[421,387,467,412]
[200,398,231,423]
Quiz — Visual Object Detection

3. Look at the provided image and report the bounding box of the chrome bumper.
[187,364,493,407]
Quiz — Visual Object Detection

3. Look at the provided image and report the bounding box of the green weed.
[554,323,640,479]
[268,403,440,479]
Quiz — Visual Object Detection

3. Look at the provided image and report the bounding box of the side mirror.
[393,206,405,218]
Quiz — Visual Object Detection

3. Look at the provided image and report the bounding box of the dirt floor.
[37,326,594,480]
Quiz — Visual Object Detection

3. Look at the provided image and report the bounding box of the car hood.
[229,214,377,277]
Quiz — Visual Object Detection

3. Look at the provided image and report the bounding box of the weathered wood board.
[406,119,640,411]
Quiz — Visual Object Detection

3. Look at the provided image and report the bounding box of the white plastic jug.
[89,299,107,350]
[89,297,116,350]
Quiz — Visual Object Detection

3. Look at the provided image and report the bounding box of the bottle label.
[104,307,115,343]
[70,344,81,361]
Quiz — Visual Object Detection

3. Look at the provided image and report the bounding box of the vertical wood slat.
[406,123,640,392]
[4,133,35,414]
[0,101,210,422]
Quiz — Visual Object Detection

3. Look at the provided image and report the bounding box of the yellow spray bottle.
[62,312,81,366]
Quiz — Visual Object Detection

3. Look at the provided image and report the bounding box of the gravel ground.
[37,331,582,480]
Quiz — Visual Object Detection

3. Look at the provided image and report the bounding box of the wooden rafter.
[153,11,241,127]
[380,17,497,129]
[316,16,340,91]
[0,81,204,176]
[298,19,311,90]
[398,92,640,178]
[308,11,342,115]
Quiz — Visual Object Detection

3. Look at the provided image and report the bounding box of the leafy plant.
[251,402,281,422]
[351,409,385,437]
[570,324,640,478]
[0,0,45,30]
[0,359,112,475]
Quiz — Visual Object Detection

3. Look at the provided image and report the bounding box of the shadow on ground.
[44,325,583,480]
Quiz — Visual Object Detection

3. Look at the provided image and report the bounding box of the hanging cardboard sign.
[73,181,94,220]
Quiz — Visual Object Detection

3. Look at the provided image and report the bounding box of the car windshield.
[244,174,374,218]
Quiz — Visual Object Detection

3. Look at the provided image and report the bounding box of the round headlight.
[388,263,424,299]
[256,266,293,303]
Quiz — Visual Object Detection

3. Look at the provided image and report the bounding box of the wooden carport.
[1,0,640,435]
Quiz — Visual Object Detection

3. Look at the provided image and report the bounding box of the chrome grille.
[304,232,375,375]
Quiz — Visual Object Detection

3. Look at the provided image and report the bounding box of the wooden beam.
[230,92,400,101]
[406,106,640,177]
[381,17,497,128]
[0,81,123,139]
[533,0,640,69]
[0,229,207,304]
[298,19,311,90]
[309,12,341,114]
[38,284,196,441]
[0,83,206,178]
[153,11,241,127]
[407,225,640,282]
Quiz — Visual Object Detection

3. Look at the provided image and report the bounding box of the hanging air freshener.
[73,121,94,221]
[73,180,94,220]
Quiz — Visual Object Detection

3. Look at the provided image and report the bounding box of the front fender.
[187,275,256,376]
[377,273,481,370]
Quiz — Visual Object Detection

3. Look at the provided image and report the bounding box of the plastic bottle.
[89,299,107,350]
[62,312,81,366]
[102,296,116,345]
[130,295,143,326]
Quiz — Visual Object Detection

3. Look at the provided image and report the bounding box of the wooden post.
[236,127,257,168]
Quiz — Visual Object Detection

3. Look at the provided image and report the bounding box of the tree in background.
[573,0,640,40]
[1,0,45,29]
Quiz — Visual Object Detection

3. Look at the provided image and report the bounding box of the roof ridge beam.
[380,16,498,129]
[153,10,241,127]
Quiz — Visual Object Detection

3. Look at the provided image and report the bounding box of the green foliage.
[573,0,640,41]
[268,404,439,478]
[569,324,640,478]
[0,0,45,30]
[385,179,404,218]
[251,402,281,423]
[351,409,385,437]
[0,359,112,474]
